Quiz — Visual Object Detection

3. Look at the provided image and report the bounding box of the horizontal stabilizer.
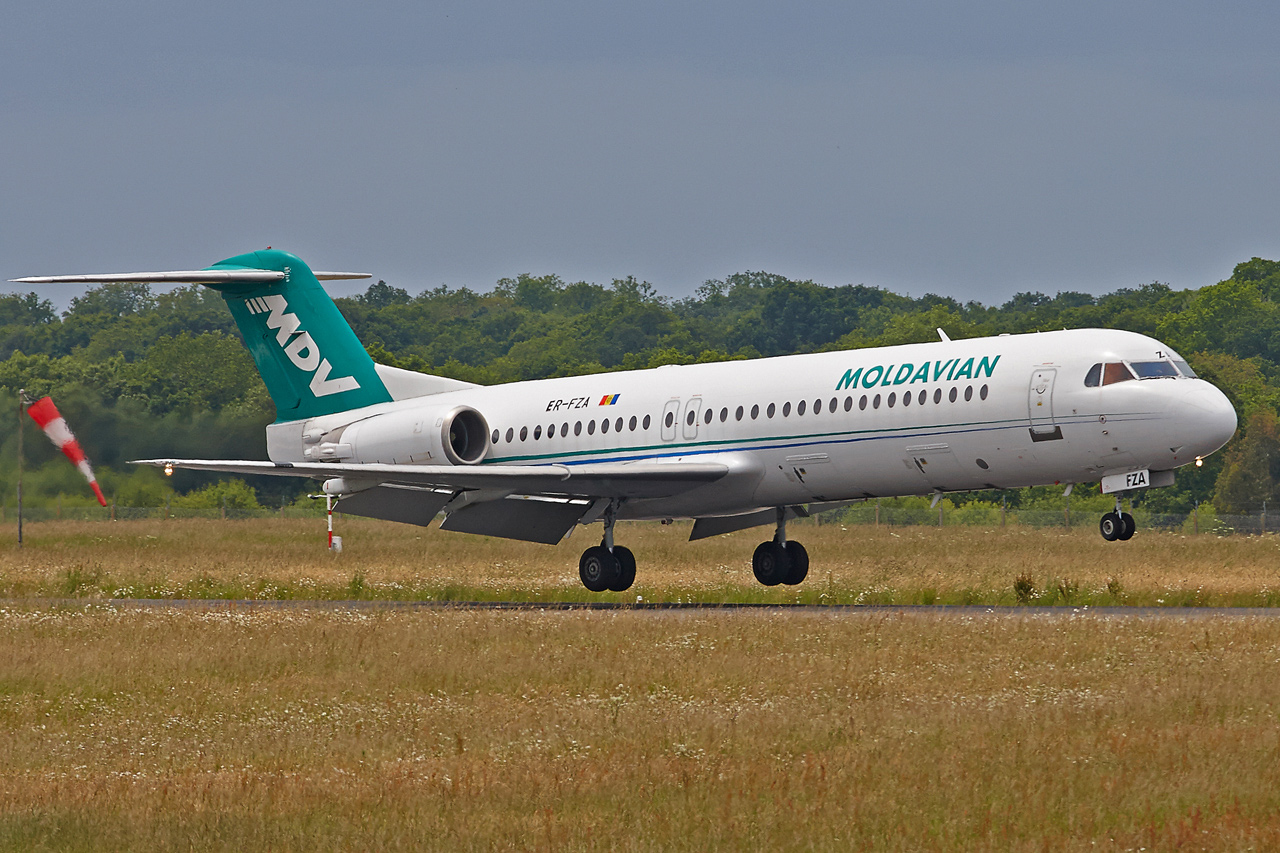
[11,270,370,284]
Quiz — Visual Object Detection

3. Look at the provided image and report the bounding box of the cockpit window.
[1130,360,1179,379]
[1084,363,1102,387]
[1172,359,1197,378]
[1102,362,1135,385]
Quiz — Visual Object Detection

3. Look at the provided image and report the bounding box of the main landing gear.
[751,508,809,587]
[1099,496,1136,542]
[578,501,636,592]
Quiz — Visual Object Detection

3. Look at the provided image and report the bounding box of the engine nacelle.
[304,404,490,466]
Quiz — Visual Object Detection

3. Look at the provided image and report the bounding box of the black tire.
[609,546,637,592]
[1118,512,1136,541]
[1099,513,1121,541]
[752,540,791,586]
[579,545,620,592]
[783,540,809,585]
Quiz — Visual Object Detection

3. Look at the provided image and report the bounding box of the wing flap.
[336,484,454,527]
[440,496,590,544]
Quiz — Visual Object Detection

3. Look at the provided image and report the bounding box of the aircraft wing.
[131,458,727,500]
[134,457,730,544]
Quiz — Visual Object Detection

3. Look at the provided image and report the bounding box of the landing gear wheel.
[783,541,809,585]
[579,545,620,592]
[1117,512,1136,541]
[1099,513,1122,541]
[609,546,637,592]
[752,540,791,586]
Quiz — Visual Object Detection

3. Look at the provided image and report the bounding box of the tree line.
[3,259,1280,515]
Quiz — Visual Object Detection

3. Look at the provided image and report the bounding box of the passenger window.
[782,402,791,417]
[917,390,926,405]
[752,404,760,419]
[704,408,713,424]
[1103,363,1135,385]
[933,389,942,404]
[903,391,912,406]
[562,423,569,437]
[615,417,623,432]
[735,406,744,421]
[643,414,651,429]
[843,396,852,412]
[873,394,881,409]
[797,400,807,416]
[491,429,499,444]
[601,419,610,434]
[859,395,868,411]
[587,420,596,435]
[964,386,973,402]
[1084,363,1102,387]
[686,410,695,426]
[949,387,957,403]
[720,407,728,422]
[534,425,542,440]
[520,426,528,440]
[574,421,582,436]
[629,416,637,431]
[665,412,675,428]
[980,385,988,400]
[505,427,514,443]
[813,399,822,414]
[888,392,896,408]
[767,403,776,418]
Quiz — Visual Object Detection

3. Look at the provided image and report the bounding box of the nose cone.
[1182,380,1238,456]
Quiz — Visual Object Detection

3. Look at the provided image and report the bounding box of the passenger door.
[1027,367,1061,440]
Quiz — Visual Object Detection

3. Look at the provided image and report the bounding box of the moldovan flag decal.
[26,396,107,507]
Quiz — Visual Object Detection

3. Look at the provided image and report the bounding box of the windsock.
[25,396,107,507]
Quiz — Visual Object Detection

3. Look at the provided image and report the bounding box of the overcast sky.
[5,1,1280,309]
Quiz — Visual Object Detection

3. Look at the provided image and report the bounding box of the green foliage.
[172,479,262,510]
[4,255,1280,509]
[1214,410,1280,513]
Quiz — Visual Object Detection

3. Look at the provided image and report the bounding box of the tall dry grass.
[0,606,1278,850]
[2,517,1280,605]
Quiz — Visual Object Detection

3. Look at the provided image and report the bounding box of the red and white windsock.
[26,396,107,507]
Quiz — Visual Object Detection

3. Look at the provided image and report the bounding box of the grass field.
[4,520,1280,850]
[3,516,1280,606]
[1,606,1279,850]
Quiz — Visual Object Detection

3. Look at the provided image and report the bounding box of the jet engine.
[302,404,490,466]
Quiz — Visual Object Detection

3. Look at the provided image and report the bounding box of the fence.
[816,502,1268,535]
[0,500,1271,535]
[0,504,326,523]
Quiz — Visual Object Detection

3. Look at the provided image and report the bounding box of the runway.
[5,599,1280,618]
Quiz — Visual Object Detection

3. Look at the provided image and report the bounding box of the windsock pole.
[16,390,24,548]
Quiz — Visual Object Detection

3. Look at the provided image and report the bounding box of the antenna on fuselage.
[937,328,951,342]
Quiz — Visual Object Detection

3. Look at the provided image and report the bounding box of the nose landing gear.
[1099,497,1136,541]
[751,508,809,586]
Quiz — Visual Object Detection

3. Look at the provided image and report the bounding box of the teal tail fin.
[204,250,393,421]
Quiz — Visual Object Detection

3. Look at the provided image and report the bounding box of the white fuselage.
[270,328,1237,520]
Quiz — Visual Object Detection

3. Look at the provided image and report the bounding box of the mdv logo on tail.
[244,294,361,397]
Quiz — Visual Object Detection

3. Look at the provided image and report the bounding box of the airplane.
[14,249,1238,592]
